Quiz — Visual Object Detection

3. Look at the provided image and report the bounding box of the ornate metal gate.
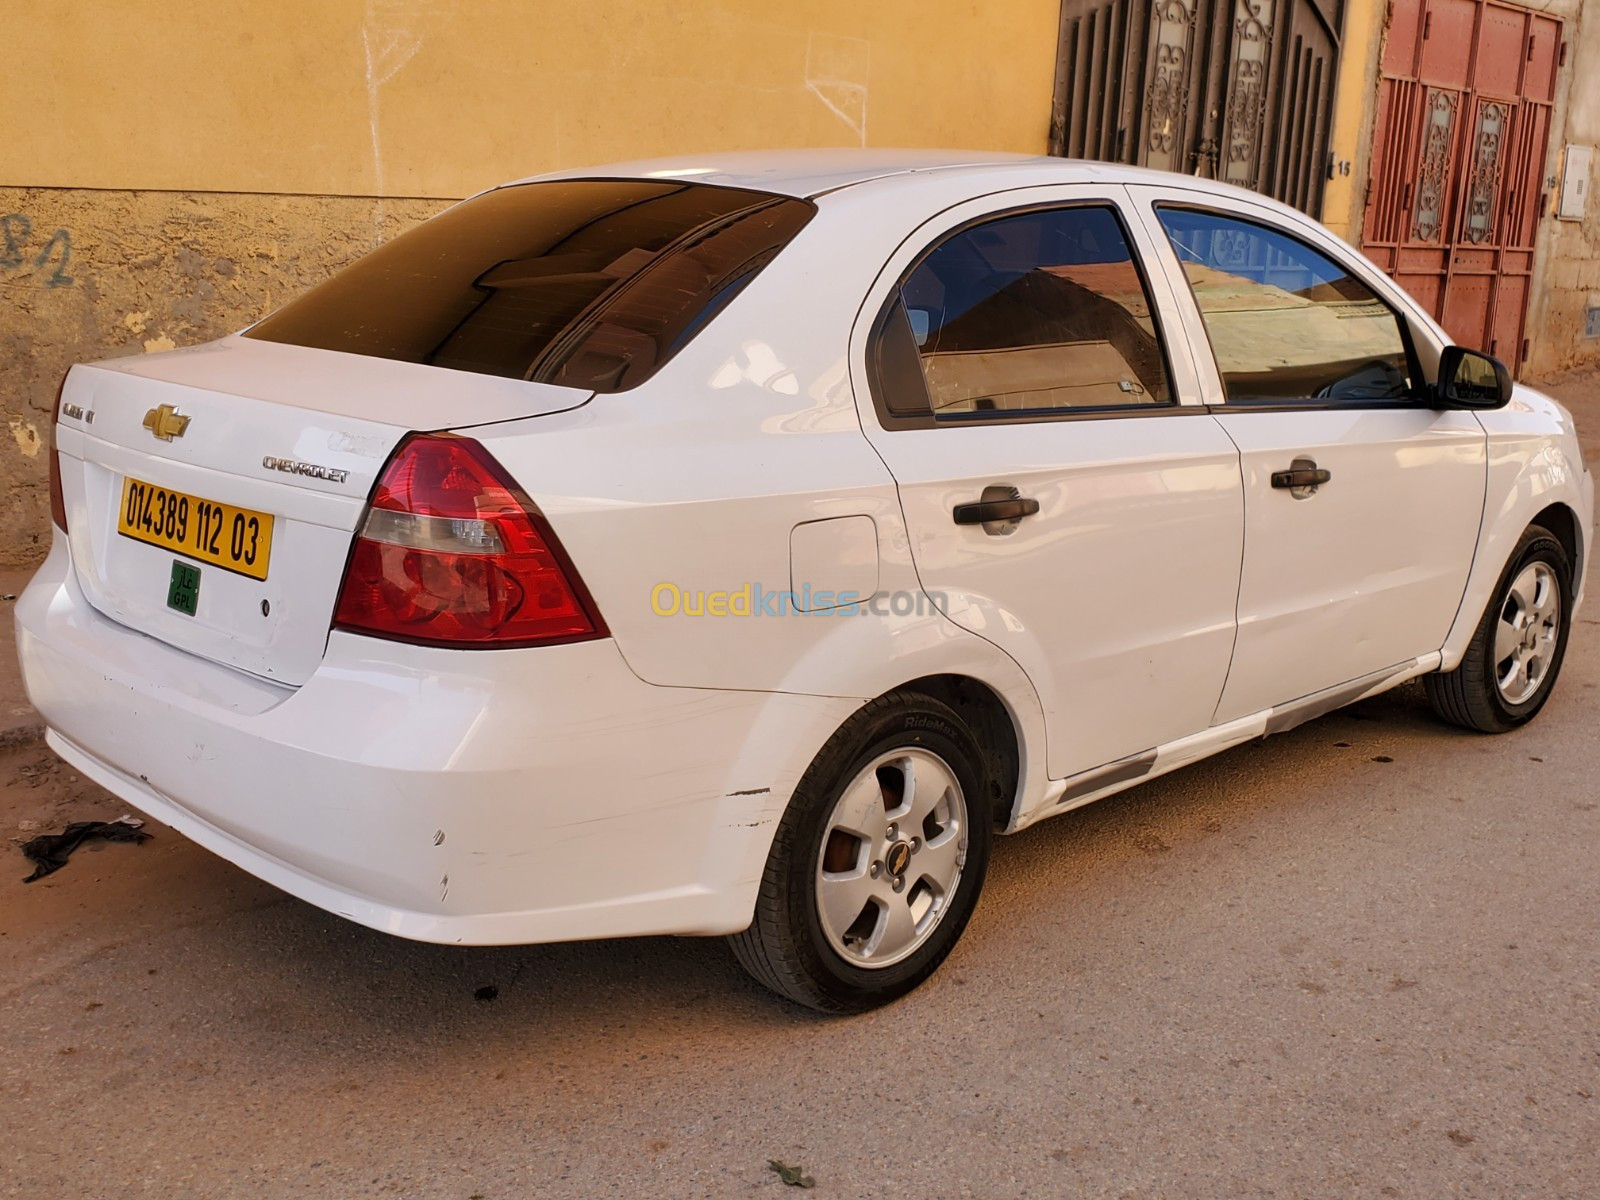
[1360,0,1562,369]
[1049,0,1345,214]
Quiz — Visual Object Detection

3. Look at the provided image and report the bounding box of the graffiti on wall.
[1,214,74,287]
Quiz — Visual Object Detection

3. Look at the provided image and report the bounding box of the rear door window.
[874,204,1173,420]
[246,181,815,393]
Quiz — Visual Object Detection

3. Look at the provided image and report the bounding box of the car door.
[1130,193,1487,725]
[851,188,1244,780]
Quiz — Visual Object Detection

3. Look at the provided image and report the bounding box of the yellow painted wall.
[2,0,1062,199]
[1319,0,1386,245]
[0,1,1061,566]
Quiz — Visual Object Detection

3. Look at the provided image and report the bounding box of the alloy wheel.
[1494,560,1561,705]
[814,749,969,969]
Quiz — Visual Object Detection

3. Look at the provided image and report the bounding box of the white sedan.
[17,151,1591,1011]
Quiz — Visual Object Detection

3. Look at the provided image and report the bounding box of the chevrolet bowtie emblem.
[142,404,191,442]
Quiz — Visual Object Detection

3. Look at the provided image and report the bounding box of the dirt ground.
[2,373,1599,1199]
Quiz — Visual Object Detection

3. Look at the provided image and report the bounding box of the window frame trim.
[1149,201,1430,412]
[864,197,1189,431]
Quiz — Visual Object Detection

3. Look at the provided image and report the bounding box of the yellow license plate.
[117,476,274,581]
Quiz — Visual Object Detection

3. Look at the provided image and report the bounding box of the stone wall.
[1524,2,1600,379]
[0,188,441,567]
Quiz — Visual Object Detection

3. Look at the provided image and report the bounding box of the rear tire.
[728,689,994,1013]
[1425,525,1572,733]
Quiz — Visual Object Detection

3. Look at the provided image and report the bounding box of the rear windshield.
[245,180,815,393]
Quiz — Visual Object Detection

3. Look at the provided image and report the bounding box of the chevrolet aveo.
[18,151,1591,1011]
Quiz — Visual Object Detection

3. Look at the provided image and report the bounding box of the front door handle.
[1270,462,1332,491]
[952,494,1040,525]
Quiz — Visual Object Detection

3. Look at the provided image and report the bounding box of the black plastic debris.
[19,818,151,882]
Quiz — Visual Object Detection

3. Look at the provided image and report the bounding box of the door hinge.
[1423,10,1432,39]
[1521,337,1530,364]
[1527,35,1535,62]
[1559,40,1568,67]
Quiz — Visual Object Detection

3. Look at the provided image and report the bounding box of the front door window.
[1156,207,1416,404]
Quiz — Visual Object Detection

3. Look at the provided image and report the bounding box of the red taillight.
[332,434,606,649]
[49,374,68,532]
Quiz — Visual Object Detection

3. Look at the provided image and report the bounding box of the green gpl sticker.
[167,560,200,616]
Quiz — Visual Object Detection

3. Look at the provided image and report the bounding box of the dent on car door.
[1140,199,1486,723]
[854,193,1245,780]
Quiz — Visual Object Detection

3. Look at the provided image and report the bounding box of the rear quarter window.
[245,181,815,393]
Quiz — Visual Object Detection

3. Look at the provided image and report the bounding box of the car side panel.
[1208,405,1486,722]
[1441,388,1594,669]
[467,194,1064,824]
[835,183,1246,781]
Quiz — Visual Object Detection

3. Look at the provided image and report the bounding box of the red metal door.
[1361,0,1560,371]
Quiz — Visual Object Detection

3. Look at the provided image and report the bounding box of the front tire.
[728,690,994,1013]
[1425,524,1573,732]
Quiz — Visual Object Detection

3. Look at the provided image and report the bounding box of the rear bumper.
[16,539,858,944]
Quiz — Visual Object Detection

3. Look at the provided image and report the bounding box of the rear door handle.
[952,495,1040,525]
[1270,465,1332,489]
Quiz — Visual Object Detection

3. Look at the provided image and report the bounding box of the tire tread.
[1425,527,1569,734]
[728,688,987,1012]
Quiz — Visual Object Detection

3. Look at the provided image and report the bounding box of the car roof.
[509,148,1263,203]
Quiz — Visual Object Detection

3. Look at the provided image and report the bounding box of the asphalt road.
[3,373,1598,1199]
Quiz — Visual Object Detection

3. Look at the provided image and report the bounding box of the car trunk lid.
[54,336,592,687]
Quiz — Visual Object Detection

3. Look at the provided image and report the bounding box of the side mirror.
[1435,345,1513,409]
[905,306,933,348]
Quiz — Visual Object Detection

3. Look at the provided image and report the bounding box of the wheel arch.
[895,673,1023,831]
[713,646,1048,934]
[1530,502,1583,583]
[1440,444,1592,672]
